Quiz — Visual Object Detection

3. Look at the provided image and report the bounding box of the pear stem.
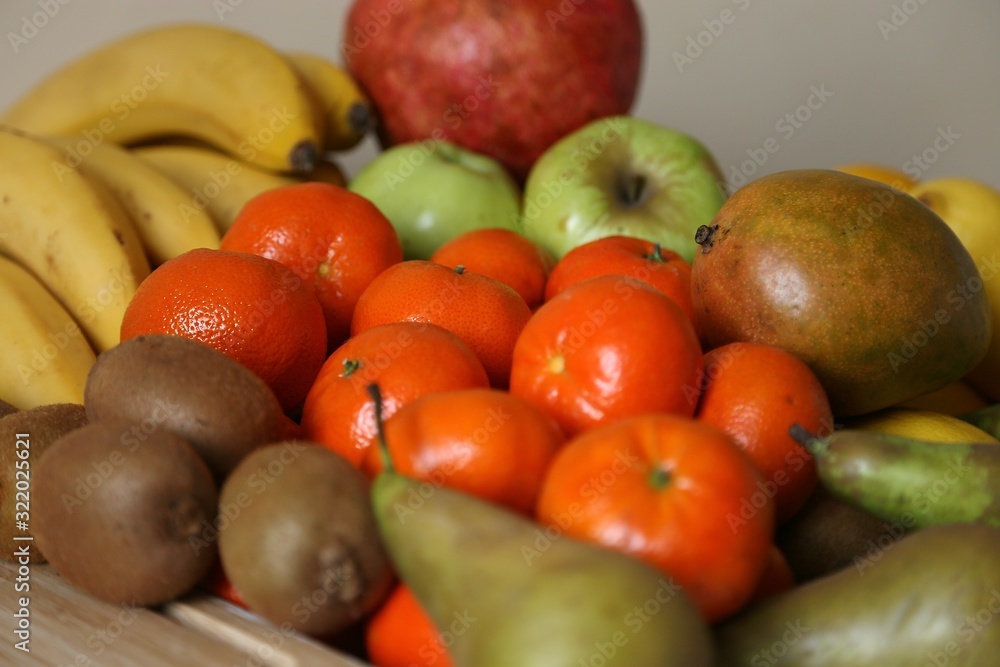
[789,423,826,456]
[366,382,395,474]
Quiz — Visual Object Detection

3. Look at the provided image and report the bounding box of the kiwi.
[775,485,910,582]
[32,419,218,606]
[0,403,88,562]
[218,443,394,637]
[84,334,285,480]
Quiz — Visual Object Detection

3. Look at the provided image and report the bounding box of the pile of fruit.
[4,2,1000,665]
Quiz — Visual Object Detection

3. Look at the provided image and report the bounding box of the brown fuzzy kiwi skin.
[32,419,219,607]
[775,485,906,582]
[219,443,394,638]
[0,403,88,562]
[84,334,285,481]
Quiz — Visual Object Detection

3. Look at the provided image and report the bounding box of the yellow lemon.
[833,163,918,191]
[898,379,991,417]
[906,177,1000,402]
[846,407,999,444]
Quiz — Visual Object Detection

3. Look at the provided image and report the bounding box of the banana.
[286,52,374,151]
[42,135,221,266]
[0,127,150,353]
[0,255,97,410]
[1,24,322,173]
[132,144,301,232]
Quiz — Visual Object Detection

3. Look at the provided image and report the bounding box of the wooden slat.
[163,595,372,667]
[0,562,372,666]
[1,562,249,665]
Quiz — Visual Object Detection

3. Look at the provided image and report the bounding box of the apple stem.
[438,142,459,163]
[366,382,395,474]
[617,172,648,207]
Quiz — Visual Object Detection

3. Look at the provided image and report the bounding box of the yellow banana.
[286,52,374,151]
[132,144,300,232]
[2,24,322,173]
[0,127,150,352]
[42,135,221,266]
[0,255,96,410]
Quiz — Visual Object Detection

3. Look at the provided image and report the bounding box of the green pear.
[717,523,1000,666]
[370,464,713,666]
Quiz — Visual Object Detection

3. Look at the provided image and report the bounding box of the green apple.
[348,140,521,260]
[519,115,727,263]
[907,177,1000,401]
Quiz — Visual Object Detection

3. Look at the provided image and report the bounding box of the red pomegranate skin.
[343,0,643,182]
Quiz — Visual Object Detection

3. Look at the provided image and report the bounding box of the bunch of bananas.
[0,23,373,411]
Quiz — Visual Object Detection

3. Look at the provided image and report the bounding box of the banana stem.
[366,382,395,474]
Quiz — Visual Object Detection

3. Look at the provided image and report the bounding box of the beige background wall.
[2,0,998,189]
